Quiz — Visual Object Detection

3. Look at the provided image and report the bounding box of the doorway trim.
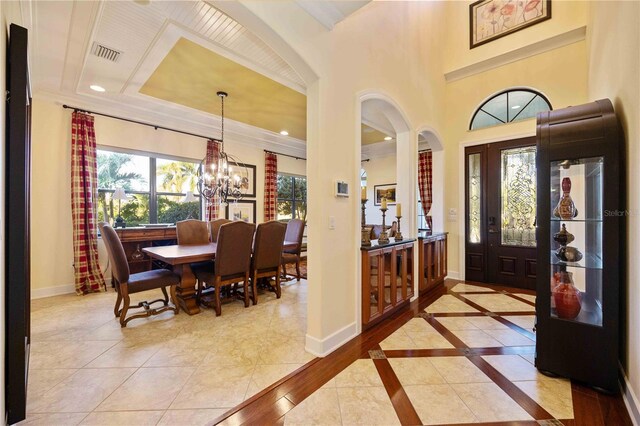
[457,130,535,281]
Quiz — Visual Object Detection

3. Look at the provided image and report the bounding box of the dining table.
[143,240,299,315]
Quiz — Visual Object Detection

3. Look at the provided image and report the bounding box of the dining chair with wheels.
[250,221,287,304]
[99,222,180,327]
[194,221,256,316]
[209,218,231,242]
[281,218,305,281]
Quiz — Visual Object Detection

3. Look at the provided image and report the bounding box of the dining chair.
[209,218,232,242]
[176,219,212,304]
[176,219,209,244]
[281,218,305,281]
[250,221,287,304]
[194,221,256,316]
[99,222,180,327]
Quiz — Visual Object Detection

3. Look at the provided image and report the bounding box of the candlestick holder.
[361,198,371,246]
[378,207,390,244]
[395,215,403,241]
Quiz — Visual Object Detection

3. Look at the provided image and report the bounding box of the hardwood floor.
[212,279,633,425]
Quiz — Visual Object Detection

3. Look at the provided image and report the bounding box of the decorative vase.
[553,224,575,246]
[131,244,145,261]
[555,246,584,262]
[552,271,582,319]
[553,177,578,219]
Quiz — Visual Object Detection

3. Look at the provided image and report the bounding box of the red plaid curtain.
[264,152,278,221]
[71,111,106,295]
[418,150,433,229]
[205,139,221,221]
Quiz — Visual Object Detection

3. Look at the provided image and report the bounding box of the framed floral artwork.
[226,200,256,223]
[470,0,551,49]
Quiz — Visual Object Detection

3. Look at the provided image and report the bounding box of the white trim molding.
[620,363,640,425]
[305,322,357,357]
[31,284,76,300]
[445,26,587,82]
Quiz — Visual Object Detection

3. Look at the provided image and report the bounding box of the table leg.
[174,264,201,315]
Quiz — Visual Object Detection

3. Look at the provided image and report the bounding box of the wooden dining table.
[143,240,299,315]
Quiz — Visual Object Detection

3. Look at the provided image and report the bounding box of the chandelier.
[197,91,249,205]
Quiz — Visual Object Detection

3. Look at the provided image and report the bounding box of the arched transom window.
[470,89,552,130]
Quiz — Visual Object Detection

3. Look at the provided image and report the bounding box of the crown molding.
[361,140,396,160]
[445,26,587,83]
[35,89,307,159]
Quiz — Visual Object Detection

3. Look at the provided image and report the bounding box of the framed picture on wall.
[470,0,552,49]
[226,199,257,223]
[374,183,397,206]
[230,162,256,197]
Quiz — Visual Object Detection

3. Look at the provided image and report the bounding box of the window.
[97,148,201,226]
[470,89,551,130]
[277,174,307,221]
[417,200,429,230]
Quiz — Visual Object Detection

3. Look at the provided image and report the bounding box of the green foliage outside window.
[277,174,307,221]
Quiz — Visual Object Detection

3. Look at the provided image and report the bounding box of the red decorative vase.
[553,177,578,219]
[552,271,582,319]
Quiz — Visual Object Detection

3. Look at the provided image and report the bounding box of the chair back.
[252,221,287,271]
[215,221,256,278]
[209,218,232,242]
[284,219,305,254]
[99,222,130,284]
[176,219,209,244]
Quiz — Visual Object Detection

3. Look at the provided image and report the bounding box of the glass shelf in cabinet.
[550,250,603,269]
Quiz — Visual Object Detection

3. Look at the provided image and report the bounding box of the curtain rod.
[62,104,212,141]
[264,149,306,161]
[418,148,433,153]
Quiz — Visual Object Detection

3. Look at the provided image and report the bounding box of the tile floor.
[282,283,576,425]
[23,280,580,425]
[22,278,311,425]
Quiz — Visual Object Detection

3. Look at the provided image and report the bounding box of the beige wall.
[443,40,589,277]
[237,0,447,351]
[30,97,305,297]
[588,0,640,417]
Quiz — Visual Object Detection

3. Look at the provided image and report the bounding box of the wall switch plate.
[448,208,458,222]
[329,216,336,229]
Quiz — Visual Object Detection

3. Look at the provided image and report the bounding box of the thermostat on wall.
[336,180,349,197]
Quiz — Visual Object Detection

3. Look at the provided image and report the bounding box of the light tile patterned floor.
[21,278,309,425]
[284,282,575,425]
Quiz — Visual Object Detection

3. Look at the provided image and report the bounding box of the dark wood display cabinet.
[361,239,416,329]
[536,99,623,393]
[418,232,448,294]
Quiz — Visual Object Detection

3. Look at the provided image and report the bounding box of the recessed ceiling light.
[511,105,521,109]
[280,130,289,136]
[384,136,392,141]
[90,85,106,92]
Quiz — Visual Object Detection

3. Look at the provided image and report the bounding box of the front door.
[465,137,537,289]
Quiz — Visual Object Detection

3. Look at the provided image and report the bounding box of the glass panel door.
[501,146,536,247]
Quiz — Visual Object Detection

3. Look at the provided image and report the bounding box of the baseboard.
[620,363,640,425]
[446,270,460,280]
[31,283,76,299]
[305,322,357,357]
[31,278,112,299]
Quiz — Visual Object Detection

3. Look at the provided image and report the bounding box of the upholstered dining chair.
[99,222,180,327]
[250,221,287,304]
[209,218,232,242]
[176,219,212,304]
[176,219,209,244]
[281,218,305,281]
[194,221,256,316]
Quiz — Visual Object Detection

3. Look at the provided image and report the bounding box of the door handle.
[488,229,500,234]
